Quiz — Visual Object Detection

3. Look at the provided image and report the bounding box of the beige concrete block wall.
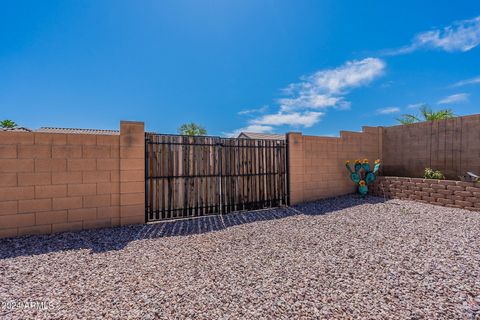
[0,121,145,238]
[382,114,480,179]
[371,176,480,211]
[288,127,382,204]
[119,121,145,225]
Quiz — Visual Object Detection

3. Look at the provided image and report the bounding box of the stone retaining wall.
[370,176,480,211]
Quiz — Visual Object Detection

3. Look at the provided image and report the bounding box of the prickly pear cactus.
[345,159,381,197]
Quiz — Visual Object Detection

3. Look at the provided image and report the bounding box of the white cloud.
[224,124,274,138]
[232,57,385,134]
[237,105,268,115]
[385,16,480,55]
[452,75,480,87]
[320,133,339,137]
[278,57,385,113]
[437,93,469,104]
[376,107,401,114]
[380,80,394,88]
[252,111,324,128]
[300,57,385,94]
[406,103,425,109]
[278,95,342,112]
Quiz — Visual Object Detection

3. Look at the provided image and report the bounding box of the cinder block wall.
[0,121,145,238]
[370,176,480,211]
[287,127,382,204]
[119,121,145,225]
[382,114,480,179]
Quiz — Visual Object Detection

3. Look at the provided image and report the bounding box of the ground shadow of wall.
[0,195,385,259]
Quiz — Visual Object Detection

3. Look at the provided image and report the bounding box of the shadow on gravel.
[293,195,385,215]
[0,195,384,260]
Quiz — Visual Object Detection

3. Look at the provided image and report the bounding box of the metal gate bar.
[145,133,288,222]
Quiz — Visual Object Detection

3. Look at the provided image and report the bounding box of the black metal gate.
[145,134,288,222]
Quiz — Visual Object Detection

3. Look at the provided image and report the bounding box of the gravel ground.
[1,195,480,319]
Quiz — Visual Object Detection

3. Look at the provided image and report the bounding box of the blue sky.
[1,1,479,136]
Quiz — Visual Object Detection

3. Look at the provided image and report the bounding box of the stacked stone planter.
[370,176,480,211]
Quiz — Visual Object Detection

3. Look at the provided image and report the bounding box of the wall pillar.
[119,121,145,225]
[287,132,305,205]
[378,127,383,161]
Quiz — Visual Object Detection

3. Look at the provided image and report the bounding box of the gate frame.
[144,133,289,222]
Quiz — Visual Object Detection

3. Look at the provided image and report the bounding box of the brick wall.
[370,176,480,211]
[287,114,480,205]
[119,121,145,226]
[0,121,145,238]
[287,127,382,204]
[382,114,480,179]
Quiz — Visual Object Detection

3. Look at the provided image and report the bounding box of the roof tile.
[238,132,285,140]
[36,127,119,135]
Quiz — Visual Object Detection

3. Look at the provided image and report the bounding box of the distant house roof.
[0,127,32,132]
[237,132,285,140]
[36,127,119,135]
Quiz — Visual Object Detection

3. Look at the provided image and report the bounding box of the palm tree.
[397,105,454,125]
[0,120,18,128]
[177,122,207,136]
